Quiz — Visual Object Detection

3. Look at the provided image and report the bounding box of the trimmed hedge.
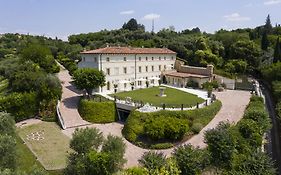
[78,98,117,123]
[123,100,222,149]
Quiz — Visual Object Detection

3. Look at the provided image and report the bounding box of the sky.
[0,0,280,41]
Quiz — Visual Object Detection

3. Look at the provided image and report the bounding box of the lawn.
[16,135,63,175]
[17,122,72,171]
[111,86,205,108]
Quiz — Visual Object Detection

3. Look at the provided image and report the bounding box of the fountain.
[159,87,167,97]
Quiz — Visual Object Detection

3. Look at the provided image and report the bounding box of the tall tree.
[122,18,139,31]
[261,31,269,51]
[265,14,273,34]
[273,37,281,63]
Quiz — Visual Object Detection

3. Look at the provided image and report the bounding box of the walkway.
[57,67,90,128]
[57,68,251,168]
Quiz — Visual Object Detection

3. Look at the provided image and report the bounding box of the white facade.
[79,52,176,93]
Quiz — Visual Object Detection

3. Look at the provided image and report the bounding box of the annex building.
[79,46,213,93]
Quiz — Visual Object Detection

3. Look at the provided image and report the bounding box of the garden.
[111,86,205,108]
[123,100,222,149]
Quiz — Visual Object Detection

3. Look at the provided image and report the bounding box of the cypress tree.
[261,32,269,50]
[265,14,273,34]
[273,37,281,63]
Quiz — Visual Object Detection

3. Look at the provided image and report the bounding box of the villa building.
[79,46,176,93]
[79,46,214,93]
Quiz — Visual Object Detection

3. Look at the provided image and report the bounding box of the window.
[124,57,127,61]
[106,57,110,62]
[152,66,154,71]
[106,68,110,75]
[146,66,148,72]
[146,57,148,61]
[139,57,141,61]
[159,65,162,71]
[83,57,85,62]
[164,57,166,60]
[123,67,127,74]
[171,64,174,69]
[139,66,142,73]
[152,57,154,60]
[94,57,97,62]
[171,56,174,60]
[164,65,167,69]
[159,56,161,60]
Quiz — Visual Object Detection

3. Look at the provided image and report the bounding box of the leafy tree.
[229,151,276,175]
[0,112,15,136]
[21,44,59,73]
[122,18,145,31]
[102,135,126,172]
[73,68,105,97]
[173,144,208,175]
[86,151,111,175]
[70,127,103,154]
[273,37,281,63]
[204,122,235,169]
[139,151,167,171]
[0,134,16,170]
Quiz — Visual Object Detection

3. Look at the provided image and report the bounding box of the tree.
[0,112,15,136]
[73,68,105,97]
[261,31,269,51]
[122,18,144,31]
[70,127,103,154]
[173,144,208,175]
[0,134,16,170]
[204,122,235,169]
[101,135,126,172]
[139,151,167,171]
[264,14,272,34]
[230,151,276,175]
[273,37,281,63]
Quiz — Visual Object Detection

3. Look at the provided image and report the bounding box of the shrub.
[78,98,117,123]
[124,167,149,175]
[276,101,281,121]
[150,143,174,150]
[144,117,188,141]
[0,112,15,136]
[70,127,103,154]
[243,109,271,133]
[0,92,38,122]
[186,80,199,88]
[123,100,222,147]
[139,151,166,171]
[191,122,203,134]
[173,144,209,175]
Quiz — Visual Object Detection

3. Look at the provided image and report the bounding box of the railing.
[112,95,215,113]
[56,100,66,130]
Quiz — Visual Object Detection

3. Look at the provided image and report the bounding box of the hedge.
[78,98,117,123]
[123,100,222,149]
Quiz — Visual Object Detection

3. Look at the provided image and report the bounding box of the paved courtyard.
[58,67,251,168]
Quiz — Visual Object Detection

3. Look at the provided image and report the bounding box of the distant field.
[111,86,204,108]
[17,122,71,171]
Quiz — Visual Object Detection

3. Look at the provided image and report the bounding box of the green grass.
[17,122,72,171]
[111,86,204,108]
[16,135,63,175]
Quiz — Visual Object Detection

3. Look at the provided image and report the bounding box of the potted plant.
[114,84,118,93]
[130,82,134,90]
[146,80,149,88]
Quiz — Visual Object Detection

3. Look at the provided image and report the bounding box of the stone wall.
[175,60,213,77]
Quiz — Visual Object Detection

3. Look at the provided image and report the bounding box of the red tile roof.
[81,47,176,54]
[165,72,209,78]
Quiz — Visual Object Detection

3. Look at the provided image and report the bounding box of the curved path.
[58,68,251,168]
